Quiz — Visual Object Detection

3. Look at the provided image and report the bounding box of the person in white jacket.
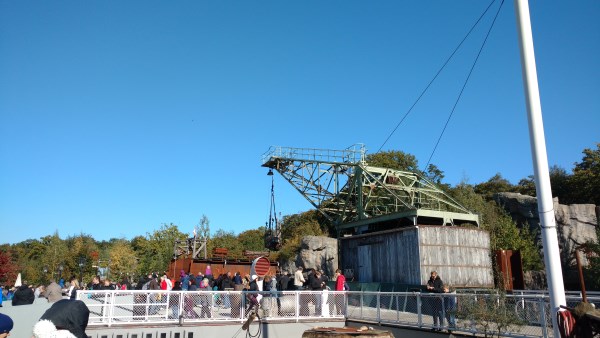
[293,267,305,290]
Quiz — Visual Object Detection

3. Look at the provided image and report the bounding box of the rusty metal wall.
[340,226,493,287]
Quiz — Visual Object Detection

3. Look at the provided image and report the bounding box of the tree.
[366,150,420,172]
[582,225,600,290]
[209,229,242,257]
[64,234,98,284]
[39,232,69,282]
[136,223,187,275]
[108,240,138,282]
[450,183,542,271]
[0,249,19,285]
[197,215,211,240]
[238,228,268,252]
[570,143,600,205]
[474,174,517,201]
[278,210,326,261]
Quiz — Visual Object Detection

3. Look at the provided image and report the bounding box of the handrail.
[76,289,563,337]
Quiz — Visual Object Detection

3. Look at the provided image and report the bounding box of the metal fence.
[77,290,346,326]
[77,289,563,337]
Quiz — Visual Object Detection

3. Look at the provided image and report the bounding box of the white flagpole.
[514,1,566,337]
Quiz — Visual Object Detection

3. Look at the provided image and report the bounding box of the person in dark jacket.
[308,270,325,314]
[35,299,89,338]
[12,282,35,306]
[426,271,445,331]
[278,271,290,291]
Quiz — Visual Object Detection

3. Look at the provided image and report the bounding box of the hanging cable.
[377,0,498,153]
[265,170,281,251]
[423,0,505,171]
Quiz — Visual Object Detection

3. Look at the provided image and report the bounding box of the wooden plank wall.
[419,225,493,287]
[340,227,421,284]
[340,226,494,287]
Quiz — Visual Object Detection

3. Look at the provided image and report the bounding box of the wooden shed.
[340,225,493,287]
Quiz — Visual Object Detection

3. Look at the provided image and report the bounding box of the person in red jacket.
[334,269,346,315]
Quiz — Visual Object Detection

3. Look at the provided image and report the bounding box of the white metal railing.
[77,289,563,337]
[77,290,347,326]
[261,144,366,165]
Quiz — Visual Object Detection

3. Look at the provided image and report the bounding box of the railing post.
[108,292,114,327]
[345,291,348,318]
[360,291,364,319]
[540,296,549,338]
[417,292,422,328]
[295,291,300,322]
[396,293,400,323]
[377,293,381,323]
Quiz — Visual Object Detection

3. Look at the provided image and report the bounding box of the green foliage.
[474,174,517,200]
[238,228,267,252]
[582,225,600,290]
[197,215,211,240]
[108,240,138,282]
[456,291,526,337]
[570,143,600,205]
[280,210,325,241]
[450,183,542,271]
[209,229,241,257]
[136,223,187,275]
[516,144,599,205]
[366,150,445,185]
[366,150,420,172]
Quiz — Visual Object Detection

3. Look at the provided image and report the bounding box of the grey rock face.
[494,192,598,267]
[293,236,338,278]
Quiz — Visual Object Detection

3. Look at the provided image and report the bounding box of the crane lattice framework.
[261,144,479,235]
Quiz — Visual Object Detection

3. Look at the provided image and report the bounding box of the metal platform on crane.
[262,144,479,235]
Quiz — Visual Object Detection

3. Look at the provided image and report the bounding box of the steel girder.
[261,145,478,228]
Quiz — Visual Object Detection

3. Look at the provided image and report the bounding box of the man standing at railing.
[443,286,456,332]
[309,270,325,315]
[294,267,305,290]
[334,269,346,315]
[426,271,445,331]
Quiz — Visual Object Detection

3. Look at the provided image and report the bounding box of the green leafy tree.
[366,150,445,185]
[108,240,138,282]
[570,143,600,205]
[450,183,542,271]
[278,210,326,261]
[136,223,187,275]
[64,234,98,284]
[39,232,69,282]
[582,225,600,290]
[209,229,240,256]
[474,174,517,201]
[238,228,268,252]
[366,150,420,172]
[198,215,211,240]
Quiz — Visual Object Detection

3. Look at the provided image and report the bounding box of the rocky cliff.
[494,192,599,268]
[279,235,338,278]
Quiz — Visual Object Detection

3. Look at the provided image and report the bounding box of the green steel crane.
[261,144,479,235]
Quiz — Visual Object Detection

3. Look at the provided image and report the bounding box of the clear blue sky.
[1,1,598,245]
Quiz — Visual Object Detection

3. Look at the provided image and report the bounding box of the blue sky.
[1,1,598,245]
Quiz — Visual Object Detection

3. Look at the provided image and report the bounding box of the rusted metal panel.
[340,226,493,287]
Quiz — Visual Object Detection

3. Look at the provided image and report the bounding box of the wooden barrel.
[302,327,394,338]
